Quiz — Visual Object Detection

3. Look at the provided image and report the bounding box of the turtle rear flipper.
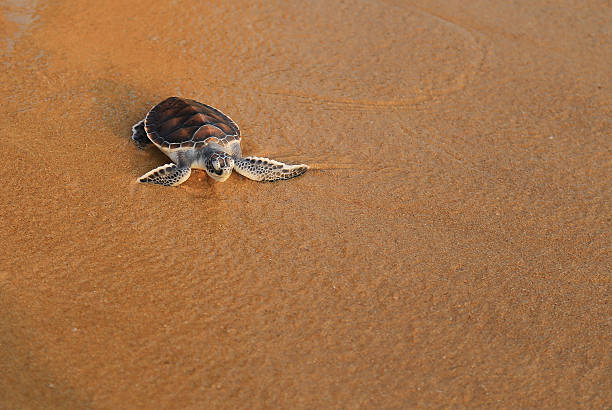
[130,119,151,149]
[138,163,192,186]
[234,156,308,182]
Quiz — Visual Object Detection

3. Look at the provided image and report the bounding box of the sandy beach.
[1,0,610,408]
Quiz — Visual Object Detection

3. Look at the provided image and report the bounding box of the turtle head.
[205,151,234,182]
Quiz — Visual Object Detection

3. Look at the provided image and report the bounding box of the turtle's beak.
[206,163,233,182]
[207,169,232,182]
[206,153,234,182]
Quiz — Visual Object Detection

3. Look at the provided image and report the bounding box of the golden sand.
[0,0,610,407]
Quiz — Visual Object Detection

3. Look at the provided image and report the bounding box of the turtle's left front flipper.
[138,163,192,186]
[234,156,308,182]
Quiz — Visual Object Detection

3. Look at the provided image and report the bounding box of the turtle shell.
[144,97,240,151]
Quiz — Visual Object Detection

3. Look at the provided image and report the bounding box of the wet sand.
[0,0,610,408]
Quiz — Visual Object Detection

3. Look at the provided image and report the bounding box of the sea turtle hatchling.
[130,97,308,186]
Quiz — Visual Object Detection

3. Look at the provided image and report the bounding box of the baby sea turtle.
[130,97,308,186]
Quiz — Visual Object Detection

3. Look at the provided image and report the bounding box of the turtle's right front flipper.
[138,163,192,186]
[130,119,152,149]
[234,156,308,182]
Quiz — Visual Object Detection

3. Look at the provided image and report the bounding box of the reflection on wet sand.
[1,0,38,52]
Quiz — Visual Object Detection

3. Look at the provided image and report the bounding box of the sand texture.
[0,0,610,408]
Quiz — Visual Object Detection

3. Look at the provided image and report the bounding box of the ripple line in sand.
[244,0,490,112]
